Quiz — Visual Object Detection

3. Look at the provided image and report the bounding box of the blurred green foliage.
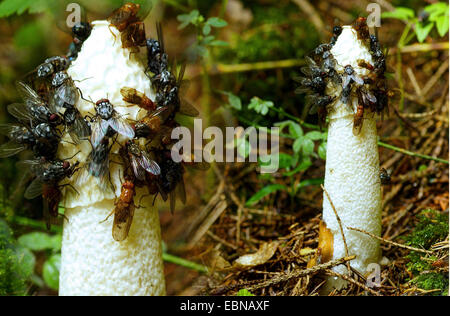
[382,2,449,42]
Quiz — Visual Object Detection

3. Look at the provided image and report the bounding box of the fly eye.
[63,161,70,169]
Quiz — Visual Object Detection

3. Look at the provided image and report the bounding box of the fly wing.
[130,154,146,181]
[109,116,135,139]
[71,115,91,142]
[24,177,44,199]
[179,98,199,117]
[7,103,34,123]
[112,203,135,242]
[138,152,161,175]
[305,94,319,115]
[364,89,377,104]
[16,81,45,107]
[302,57,317,75]
[16,159,45,174]
[169,191,176,214]
[176,178,186,205]
[342,75,351,90]
[351,74,364,86]
[0,124,18,136]
[295,86,310,94]
[0,141,26,158]
[91,120,107,148]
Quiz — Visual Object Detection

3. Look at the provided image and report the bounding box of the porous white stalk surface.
[58,21,165,296]
[322,26,381,285]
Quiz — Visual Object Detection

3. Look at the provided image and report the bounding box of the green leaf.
[302,138,314,156]
[206,17,228,28]
[237,289,254,296]
[282,157,312,176]
[14,246,35,279]
[297,178,324,189]
[245,184,287,206]
[318,142,327,160]
[305,131,324,140]
[194,44,209,57]
[275,120,303,138]
[202,24,211,35]
[177,10,200,29]
[424,2,448,16]
[221,91,241,110]
[381,7,415,21]
[209,40,229,47]
[248,97,274,115]
[236,137,251,158]
[201,35,215,45]
[288,123,302,138]
[18,232,62,252]
[415,22,434,42]
[42,254,60,290]
[0,0,31,17]
[293,137,303,153]
[435,14,449,37]
[278,153,293,169]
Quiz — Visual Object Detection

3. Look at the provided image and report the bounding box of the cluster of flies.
[295,17,390,136]
[0,3,205,241]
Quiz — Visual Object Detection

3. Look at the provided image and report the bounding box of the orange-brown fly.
[107,3,147,49]
[352,17,369,41]
[120,87,156,112]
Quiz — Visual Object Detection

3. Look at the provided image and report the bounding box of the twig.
[188,199,228,248]
[406,67,424,102]
[247,255,356,291]
[208,59,305,74]
[206,231,238,250]
[391,42,450,54]
[347,226,434,255]
[401,110,437,119]
[378,141,449,164]
[321,184,351,274]
[422,59,449,97]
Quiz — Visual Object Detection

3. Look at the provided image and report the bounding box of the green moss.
[0,219,28,295]
[406,209,448,249]
[412,273,448,296]
[404,209,449,296]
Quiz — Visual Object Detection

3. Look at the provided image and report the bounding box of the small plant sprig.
[177,9,228,58]
[382,2,449,42]
[221,93,326,206]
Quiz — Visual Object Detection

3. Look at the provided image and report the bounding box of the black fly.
[21,159,79,229]
[8,81,61,127]
[36,56,70,78]
[122,140,160,181]
[90,98,135,148]
[51,71,90,143]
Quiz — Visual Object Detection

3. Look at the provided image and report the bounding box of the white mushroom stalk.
[322,25,382,288]
[298,20,387,290]
[58,21,165,296]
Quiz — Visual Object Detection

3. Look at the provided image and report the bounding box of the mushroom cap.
[58,21,154,208]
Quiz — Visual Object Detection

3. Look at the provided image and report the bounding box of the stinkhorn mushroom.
[298,18,388,289]
[57,20,165,296]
